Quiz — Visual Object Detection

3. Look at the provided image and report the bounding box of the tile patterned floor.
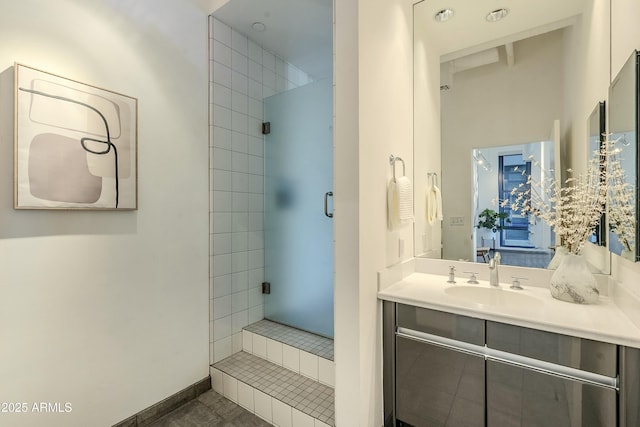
[149,389,270,427]
[214,351,335,426]
[244,319,334,361]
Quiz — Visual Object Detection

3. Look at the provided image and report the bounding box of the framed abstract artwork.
[14,63,138,209]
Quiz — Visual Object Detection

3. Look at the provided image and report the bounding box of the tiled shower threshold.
[212,319,335,426]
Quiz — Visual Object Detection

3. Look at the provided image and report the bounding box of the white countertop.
[378,270,640,348]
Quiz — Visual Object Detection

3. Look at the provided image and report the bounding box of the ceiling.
[212,0,333,81]
[415,0,587,60]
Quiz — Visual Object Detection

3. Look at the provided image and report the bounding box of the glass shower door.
[263,78,334,338]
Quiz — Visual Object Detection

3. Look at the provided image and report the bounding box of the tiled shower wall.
[209,16,313,364]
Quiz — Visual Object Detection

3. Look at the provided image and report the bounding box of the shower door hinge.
[262,282,271,294]
[262,122,271,135]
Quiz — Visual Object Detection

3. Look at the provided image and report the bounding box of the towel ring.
[427,172,438,187]
[389,155,405,182]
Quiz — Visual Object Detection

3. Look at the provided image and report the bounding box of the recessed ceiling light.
[252,22,266,32]
[434,9,454,23]
[486,8,509,22]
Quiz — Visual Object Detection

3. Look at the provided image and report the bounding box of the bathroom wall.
[610,0,640,284]
[0,1,210,426]
[333,0,414,424]
[208,16,314,364]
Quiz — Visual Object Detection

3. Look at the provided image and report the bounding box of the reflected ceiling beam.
[505,42,515,67]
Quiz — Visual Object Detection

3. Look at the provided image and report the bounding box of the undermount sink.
[445,285,543,308]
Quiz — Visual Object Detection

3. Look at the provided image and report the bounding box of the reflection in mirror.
[413,0,612,273]
[608,50,639,261]
[472,142,555,268]
[588,101,607,246]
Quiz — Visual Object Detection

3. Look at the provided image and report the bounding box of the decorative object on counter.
[549,253,599,304]
[14,63,138,210]
[388,155,414,229]
[501,142,609,303]
[425,172,442,225]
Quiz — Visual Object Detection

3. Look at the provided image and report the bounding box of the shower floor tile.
[214,351,335,426]
[244,319,334,361]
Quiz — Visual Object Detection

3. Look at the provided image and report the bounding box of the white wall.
[610,0,640,285]
[0,1,210,426]
[334,0,414,424]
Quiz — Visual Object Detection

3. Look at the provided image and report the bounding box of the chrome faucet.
[488,252,501,287]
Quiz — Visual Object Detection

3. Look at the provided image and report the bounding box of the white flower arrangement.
[607,136,636,252]
[499,142,609,255]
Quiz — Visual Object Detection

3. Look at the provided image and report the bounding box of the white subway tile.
[248,79,262,100]
[248,98,263,120]
[212,82,232,108]
[231,110,248,134]
[263,67,276,89]
[232,151,249,174]
[232,131,248,153]
[292,408,314,427]
[213,191,232,214]
[212,169,232,192]
[232,331,243,353]
[212,61,232,88]
[299,351,318,380]
[212,18,231,46]
[213,274,232,298]
[231,210,249,232]
[253,389,272,422]
[210,368,224,394]
[232,271,249,293]
[263,50,276,71]
[242,330,253,353]
[248,40,262,63]
[248,117,263,138]
[212,104,232,129]
[231,50,248,75]
[212,147,232,171]
[237,381,254,412]
[275,57,286,78]
[232,290,248,312]
[232,71,248,95]
[248,60,262,83]
[252,334,267,358]
[213,336,231,362]
[231,310,249,333]
[266,338,283,365]
[248,285,263,307]
[214,315,231,339]
[318,358,335,387]
[232,91,248,114]
[248,213,264,232]
[231,231,248,252]
[213,40,232,67]
[232,251,248,273]
[212,253,232,277]
[212,233,232,256]
[248,231,264,251]
[232,192,249,212]
[282,344,300,373]
[231,29,248,55]
[248,305,264,324]
[213,295,232,320]
[272,399,292,427]
[248,250,264,269]
[212,212,232,234]
[222,373,238,403]
[248,174,263,194]
[212,126,232,150]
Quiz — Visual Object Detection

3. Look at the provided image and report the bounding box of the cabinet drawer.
[487,321,617,377]
[397,304,484,345]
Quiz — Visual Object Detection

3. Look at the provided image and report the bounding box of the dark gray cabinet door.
[487,360,616,427]
[395,336,485,427]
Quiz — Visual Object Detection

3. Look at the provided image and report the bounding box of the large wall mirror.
[608,50,640,262]
[413,0,612,273]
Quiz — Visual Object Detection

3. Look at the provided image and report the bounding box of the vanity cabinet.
[383,302,640,427]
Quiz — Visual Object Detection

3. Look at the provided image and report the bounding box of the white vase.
[547,246,568,269]
[549,253,599,304]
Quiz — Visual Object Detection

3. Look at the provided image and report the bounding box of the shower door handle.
[324,191,334,218]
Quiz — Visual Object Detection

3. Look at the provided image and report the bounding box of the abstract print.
[15,64,137,209]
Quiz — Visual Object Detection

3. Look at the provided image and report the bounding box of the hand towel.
[426,182,443,225]
[388,176,414,229]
